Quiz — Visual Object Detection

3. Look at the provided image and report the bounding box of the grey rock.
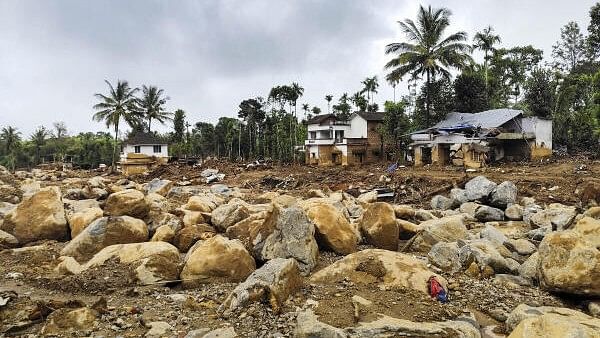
[465,176,497,202]
[459,239,510,273]
[474,206,505,222]
[528,206,577,230]
[494,274,532,287]
[518,252,539,281]
[505,239,536,256]
[489,181,517,208]
[450,188,469,206]
[480,224,508,245]
[430,195,455,211]
[527,227,550,241]
[505,204,524,221]
[428,242,461,272]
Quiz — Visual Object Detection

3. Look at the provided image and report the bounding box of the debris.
[428,276,448,303]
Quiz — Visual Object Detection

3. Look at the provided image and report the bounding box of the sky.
[0,0,597,136]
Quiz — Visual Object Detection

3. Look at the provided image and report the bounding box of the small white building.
[119,132,169,175]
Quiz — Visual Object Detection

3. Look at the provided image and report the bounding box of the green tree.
[332,93,352,120]
[138,85,172,132]
[361,76,379,105]
[454,70,489,113]
[588,2,600,61]
[524,68,556,118]
[385,5,472,127]
[172,109,186,143]
[30,126,48,164]
[92,80,140,170]
[325,95,333,114]
[311,106,321,117]
[382,100,411,159]
[473,26,501,89]
[351,92,368,111]
[414,78,454,129]
[0,126,21,171]
[552,21,587,73]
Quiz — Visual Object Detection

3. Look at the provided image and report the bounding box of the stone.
[0,229,19,248]
[184,194,224,212]
[393,205,416,219]
[589,302,600,318]
[505,239,536,256]
[342,193,363,219]
[493,274,531,287]
[40,307,98,336]
[20,179,41,197]
[151,224,175,243]
[225,213,269,252]
[428,242,461,272]
[518,252,539,281]
[475,206,505,222]
[179,209,207,227]
[67,207,104,238]
[219,258,302,314]
[396,219,422,239]
[352,295,374,321]
[311,249,446,294]
[54,256,85,275]
[255,206,319,275]
[357,190,377,204]
[415,209,436,221]
[61,216,149,262]
[465,176,497,202]
[489,181,517,208]
[480,223,509,245]
[412,215,468,251]
[528,205,577,230]
[294,309,347,337]
[359,202,398,251]
[181,235,255,283]
[505,204,524,221]
[144,179,174,196]
[584,206,600,219]
[459,239,511,274]
[0,186,68,244]
[210,184,231,195]
[538,219,600,295]
[450,188,469,206]
[430,195,455,210]
[174,224,217,252]
[189,327,237,338]
[104,189,150,218]
[306,203,358,255]
[506,304,600,337]
[145,321,172,338]
[211,202,250,232]
[147,212,183,235]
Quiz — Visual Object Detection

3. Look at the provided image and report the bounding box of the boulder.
[428,242,461,272]
[180,235,255,283]
[518,252,539,281]
[474,206,505,222]
[179,209,208,227]
[396,219,422,239]
[0,186,68,244]
[146,321,173,338]
[210,202,250,232]
[144,178,174,196]
[54,256,85,275]
[104,189,150,218]
[528,205,577,230]
[450,188,469,206]
[357,190,377,204]
[505,239,536,256]
[225,213,268,252]
[505,204,524,221]
[412,215,468,251]
[147,212,183,235]
[430,195,455,211]
[219,258,302,314]
[459,239,511,274]
[174,224,216,252]
[61,216,148,262]
[538,218,600,295]
[0,229,19,248]
[415,209,436,221]
[480,223,508,245]
[506,304,600,337]
[459,202,480,217]
[146,193,170,214]
[342,193,364,219]
[255,206,319,275]
[393,205,416,220]
[583,206,600,219]
[465,176,497,202]
[40,307,98,336]
[310,249,446,294]
[359,202,398,251]
[489,181,517,208]
[184,194,224,212]
[67,207,104,238]
[151,225,175,243]
[83,242,180,284]
[306,203,358,255]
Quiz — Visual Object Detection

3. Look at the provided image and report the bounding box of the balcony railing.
[305,138,335,145]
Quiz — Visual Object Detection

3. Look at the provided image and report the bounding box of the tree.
[332,93,352,120]
[524,68,556,118]
[414,78,454,129]
[138,85,171,132]
[351,92,368,111]
[325,95,333,114]
[382,100,411,159]
[361,76,379,105]
[385,5,472,127]
[1,126,21,154]
[52,122,68,139]
[92,80,140,170]
[30,126,48,164]
[489,46,543,106]
[172,109,186,144]
[473,26,501,89]
[552,22,587,73]
[301,103,310,119]
[311,106,322,116]
[454,70,489,113]
[588,2,600,61]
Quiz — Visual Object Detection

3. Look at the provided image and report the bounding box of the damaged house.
[410,109,552,168]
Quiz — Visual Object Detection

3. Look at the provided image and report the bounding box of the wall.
[122,144,169,159]
[521,117,553,150]
[347,115,368,138]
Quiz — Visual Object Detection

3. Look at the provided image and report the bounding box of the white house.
[119,132,169,175]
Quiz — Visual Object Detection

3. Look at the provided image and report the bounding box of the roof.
[356,111,385,121]
[305,114,336,125]
[432,109,523,129]
[124,132,167,145]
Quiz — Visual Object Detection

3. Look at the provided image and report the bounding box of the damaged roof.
[305,114,336,125]
[432,109,523,129]
[356,111,385,121]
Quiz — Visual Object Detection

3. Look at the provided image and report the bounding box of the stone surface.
[54,256,85,275]
[393,205,416,220]
[359,202,399,251]
[431,195,455,210]
[505,204,524,221]
[184,194,224,212]
[506,304,600,337]
[465,176,497,202]
[311,249,446,294]
[505,239,536,256]
[211,202,250,232]
[538,217,600,295]
[475,206,505,222]
[396,219,422,239]
[104,189,150,218]
[0,186,68,244]
[219,258,302,314]
[68,207,104,238]
[174,224,216,252]
[181,235,255,283]
[151,224,176,243]
[459,202,481,217]
[144,178,174,196]
[459,239,511,274]
[357,190,377,204]
[306,203,358,255]
[528,205,577,230]
[518,252,539,281]
[412,215,468,251]
[61,216,149,262]
[145,321,173,338]
[40,307,98,336]
[480,223,509,245]
[428,242,461,272]
[0,229,19,248]
[489,181,517,208]
[450,188,469,206]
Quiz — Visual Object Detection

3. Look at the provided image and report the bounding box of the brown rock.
[104,189,150,218]
[68,207,104,238]
[151,225,175,243]
[306,203,357,255]
[174,224,216,252]
[359,202,398,251]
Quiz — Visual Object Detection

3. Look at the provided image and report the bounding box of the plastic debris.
[428,276,448,303]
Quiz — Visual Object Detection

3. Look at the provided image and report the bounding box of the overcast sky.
[0,0,597,136]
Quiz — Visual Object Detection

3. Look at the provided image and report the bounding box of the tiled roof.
[124,132,166,145]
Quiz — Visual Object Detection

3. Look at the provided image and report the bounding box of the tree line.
[2,3,599,170]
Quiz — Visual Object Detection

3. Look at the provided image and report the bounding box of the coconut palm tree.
[361,76,379,105]
[385,5,472,127]
[92,80,140,170]
[30,126,48,164]
[138,85,172,132]
[473,26,501,88]
[301,103,310,119]
[325,95,333,114]
[1,126,21,154]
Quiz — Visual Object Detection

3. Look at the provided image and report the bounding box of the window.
[334,130,344,143]
[134,146,141,153]
[311,152,316,158]
[153,145,162,153]
[309,131,316,139]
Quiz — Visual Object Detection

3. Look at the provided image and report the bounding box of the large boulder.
[474,206,505,222]
[359,202,398,251]
[104,189,150,218]
[430,195,455,211]
[67,207,104,238]
[255,206,319,275]
[174,224,216,252]
[465,176,497,202]
[518,252,539,281]
[210,202,250,232]
[450,188,469,206]
[180,235,255,283]
[61,216,148,262]
[219,258,302,314]
[40,307,98,336]
[184,194,224,212]
[310,249,447,294]
[459,239,512,274]
[0,186,68,243]
[489,181,517,208]
[528,204,577,230]
[0,229,19,248]
[480,223,508,246]
[506,304,600,338]
[505,204,524,221]
[538,216,600,295]
[412,215,468,251]
[428,242,461,272]
[144,178,174,196]
[306,203,358,255]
